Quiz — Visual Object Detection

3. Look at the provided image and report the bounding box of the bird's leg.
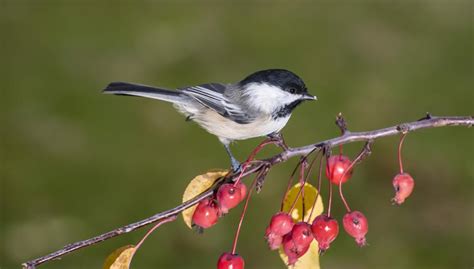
[267,132,288,150]
[224,143,241,173]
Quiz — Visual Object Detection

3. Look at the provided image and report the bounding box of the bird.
[103,69,316,172]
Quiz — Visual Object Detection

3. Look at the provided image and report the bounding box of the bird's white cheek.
[244,83,295,113]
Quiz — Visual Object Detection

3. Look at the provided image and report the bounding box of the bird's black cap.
[239,69,309,96]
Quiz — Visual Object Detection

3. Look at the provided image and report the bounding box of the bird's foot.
[267,132,288,150]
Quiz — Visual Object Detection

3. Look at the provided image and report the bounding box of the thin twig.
[23,115,473,269]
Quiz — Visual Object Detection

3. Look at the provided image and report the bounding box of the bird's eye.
[289,88,296,94]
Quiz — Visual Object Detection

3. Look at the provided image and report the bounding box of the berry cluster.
[262,131,415,265]
[262,153,368,265]
[193,126,416,268]
[192,182,247,231]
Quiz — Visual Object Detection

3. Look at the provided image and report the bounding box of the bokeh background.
[2,1,473,269]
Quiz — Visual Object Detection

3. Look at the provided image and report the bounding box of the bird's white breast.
[192,110,291,143]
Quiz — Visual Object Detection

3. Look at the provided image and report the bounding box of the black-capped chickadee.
[103,69,316,171]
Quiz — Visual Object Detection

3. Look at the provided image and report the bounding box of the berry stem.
[327,176,333,217]
[134,215,177,253]
[288,160,308,214]
[298,152,321,221]
[279,148,319,211]
[303,151,321,186]
[338,181,351,212]
[300,161,307,221]
[398,133,408,174]
[280,159,303,211]
[338,142,372,212]
[301,152,321,221]
[326,152,335,217]
[231,172,258,255]
[307,152,324,222]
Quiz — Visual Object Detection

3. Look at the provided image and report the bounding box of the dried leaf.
[182,169,229,229]
[103,245,136,269]
[279,182,323,269]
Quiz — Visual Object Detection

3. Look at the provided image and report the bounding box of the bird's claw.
[267,132,288,150]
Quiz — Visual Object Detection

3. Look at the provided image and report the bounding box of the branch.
[23,115,473,269]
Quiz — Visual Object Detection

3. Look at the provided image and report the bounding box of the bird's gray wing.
[181,83,254,124]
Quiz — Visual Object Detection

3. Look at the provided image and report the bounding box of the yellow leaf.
[103,245,136,269]
[181,169,229,229]
[279,182,323,269]
[281,182,323,223]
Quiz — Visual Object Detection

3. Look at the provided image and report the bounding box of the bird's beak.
[301,93,317,101]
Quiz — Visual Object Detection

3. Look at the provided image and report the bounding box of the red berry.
[290,222,314,247]
[311,214,339,252]
[392,173,415,205]
[343,211,368,247]
[326,155,353,184]
[236,182,247,202]
[282,232,310,266]
[217,183,242,214]
[266,212,295,236]
[281,222,313,265]
[192,198,220,229]
[217,252,245,269]
[264,212,294,250]
[264,227,283,250]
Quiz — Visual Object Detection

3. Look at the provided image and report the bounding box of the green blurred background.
[2,1,473,269]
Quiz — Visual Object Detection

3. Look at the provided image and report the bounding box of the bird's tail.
[103,82,186,104]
